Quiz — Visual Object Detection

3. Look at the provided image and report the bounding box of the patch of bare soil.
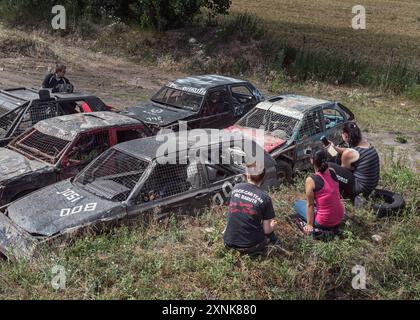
[366,132,420,172]
[0,30,184,109]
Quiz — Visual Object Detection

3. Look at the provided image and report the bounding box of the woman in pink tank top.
[294,148,345,233]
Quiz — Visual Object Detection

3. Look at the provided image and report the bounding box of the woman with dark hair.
[328,121,380,200]
[294,148,344,233]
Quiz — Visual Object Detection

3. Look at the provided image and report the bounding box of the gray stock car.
[122,75,264,132]
[0,131,278,260]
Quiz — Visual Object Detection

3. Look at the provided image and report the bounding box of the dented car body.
[225,94,354,179]
[0,112,151,206]
[122,75,264,132]
[0,87,110,147]
[0,132,278,260]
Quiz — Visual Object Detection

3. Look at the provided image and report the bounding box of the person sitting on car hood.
[223,161,279,257]
[327,122,380,201]
[42,63,73,93]
[294,148,345,234]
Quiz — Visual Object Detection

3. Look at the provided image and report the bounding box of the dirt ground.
[0,29,418,171]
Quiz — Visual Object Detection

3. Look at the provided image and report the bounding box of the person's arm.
[263,219,277,235]
[341,149,359,169]
[42,74,52,88]
[262,198,279,244]
[304,177,315,233]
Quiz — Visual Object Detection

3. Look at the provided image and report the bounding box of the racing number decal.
[60,203,97,217]
[57,188,84,203]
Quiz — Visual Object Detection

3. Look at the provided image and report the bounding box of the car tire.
[276,160,293,184]
[370,189,405,218]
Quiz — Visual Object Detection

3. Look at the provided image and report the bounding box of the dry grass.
[231,0,420,67]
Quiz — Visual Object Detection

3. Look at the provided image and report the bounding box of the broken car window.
[237,108,299,139]
[137,162,205,203]
[202,90,230,116]
[298,110,324,139]
[68,131,110,165]
[323,108,345,129]
[11,128,71,164]
[151,87,203,112]
[75,149,149,202]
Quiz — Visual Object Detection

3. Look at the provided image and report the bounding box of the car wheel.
[276,160,293,184]
[370,189,405,218]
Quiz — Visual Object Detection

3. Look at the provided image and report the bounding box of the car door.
[59,130,111,180]
[200,88,233,129]
[229,84,259,121]
[294,108,325,171]
[203,145,247,206]
[127,161,210,219]
[322,104,347,145]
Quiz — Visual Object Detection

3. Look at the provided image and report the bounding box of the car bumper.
[0,211,38,260]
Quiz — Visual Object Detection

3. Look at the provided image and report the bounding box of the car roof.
[34,112,141,141]
[115,130,250,161]
[0,87,99,104]
[166,75,247,96]
[256,94,332,120]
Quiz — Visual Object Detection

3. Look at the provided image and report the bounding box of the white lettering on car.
[56,188,84,203]
[60,203,98,217]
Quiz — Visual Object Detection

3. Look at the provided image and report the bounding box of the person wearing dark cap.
[294,148,345,233]
[42,64,73,93]
[327,121,380,200]
[223,161,279,256]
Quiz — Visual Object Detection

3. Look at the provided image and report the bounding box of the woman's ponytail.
[312,148,329,173]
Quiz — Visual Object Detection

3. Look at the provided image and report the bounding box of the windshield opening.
[10,128,70,164]
[151,86,203,112]
[74,149,149,202]
[237,108,300,140]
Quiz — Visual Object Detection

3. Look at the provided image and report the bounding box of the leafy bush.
[0,0,232,30]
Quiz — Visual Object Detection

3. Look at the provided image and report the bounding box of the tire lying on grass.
[370,189,406,218]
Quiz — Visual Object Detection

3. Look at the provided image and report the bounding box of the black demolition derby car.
[123,75,264,132]
[0,87,111,147]
[0,112,152,206]
[225,94,355,181]
[0,131,279,260]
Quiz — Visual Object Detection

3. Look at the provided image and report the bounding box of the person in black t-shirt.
[223,162,279,256]
[42,64,73,93]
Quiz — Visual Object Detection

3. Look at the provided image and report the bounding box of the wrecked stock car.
[0,131,279,260]
[225,94,355,181]
[0,112,152,206]
[122,75,264,132]
[0,87,111,147]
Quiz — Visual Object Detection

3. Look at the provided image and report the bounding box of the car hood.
[224,125,288,153]
[123,101,195,126]
[7,180,123,237]
[0,148,52,183]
